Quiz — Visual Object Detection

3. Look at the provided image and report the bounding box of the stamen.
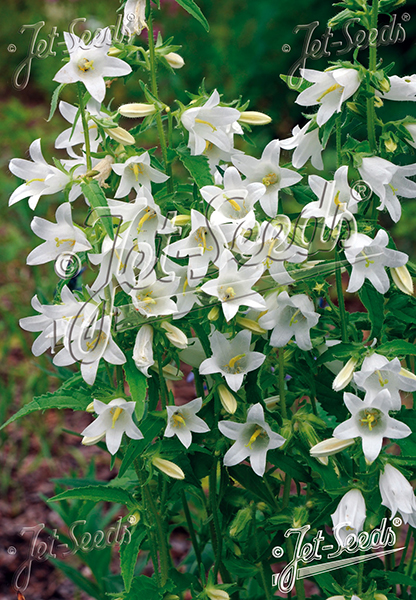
[262,173,278,187]
[111,406,123,428]
[137,208,155,232]
[132,163,144,181]
[55,237,76,248]
[223,286,236,301]
[361,250,375,268]
[172,413,186,427]
[26,178,45,185]
[246,426,264,449]
[182,278,189,296]
[78,58,94,72]
[289,309,300,326]
[376,369,389,387]
[226,196,241,211]
[227,354,245,369]
[389,183,398,196]
[317,83,342,102]
[359,409,380,431]
[195,118,217,131]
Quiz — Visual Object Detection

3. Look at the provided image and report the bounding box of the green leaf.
[358,281,384,339]
[47,83,67,122]
[0,388,91,431]
[176,145,214,188]
[370,568,416,588]
[223,557,260,578]
[48,485,135,507]
[377,339,416,357]
[280,74,313,92]
[123,351,148,421]
[228,464,277,505]
[129,575,162,599]
[48,557,105,599]
[173,0,209,31]
[120,525,147,592]
[118,416,163,478]
[81,180,114,240]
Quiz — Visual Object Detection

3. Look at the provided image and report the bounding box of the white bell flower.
[333,389,411,463]
[81,398,143,455]
[55,99,106,151]
[258,291,320,351]
[404,123,416,149]
[54,28,132,103]
[160,321,188,349]
[358,156,416,223]
[199,330,266,392]
[300,166,359,229]
[122,0,147,36]
[181,89,242,156]
[9,139,70,210]
[112,152,169,197]
[203,123,244,175]
[280,121,324,170]
[378,74,416,101]
[129,271,179,318]
[160,257,201,319]
[53,313,126,385]
[27,203,91,265]
[344,229,408,294]
[296,67,361,126]
[379,463,416,527]
[353,353,416,410]
[200,250,266,322]
[218,403,285,476]
[232,140,302,217]
[331,489,366,547]
[133,324,154,377]
[164,397,210,448]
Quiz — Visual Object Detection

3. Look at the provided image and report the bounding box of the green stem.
[357,554,364,595]
[252,506,273,600]
[146,2,174,193]
[209,458,223,580]
[77,82,92,171]
[406,531,416,578]
[336,114,342,169]
[366,0,379,154]
[105,362,114,387]
[156,347,169,409]
[282,475,291,510]
[181,489,203,571]
[116,364,124,393]
[335,248,348,342]
[400,527,412,572]
[278,348,288,419]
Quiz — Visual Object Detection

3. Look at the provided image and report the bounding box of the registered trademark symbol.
[351,179,372,202]
[7,44,17,53]
[402,13,411,21]
[7,546,17,555]
[282,44,291,53]
[393,517,403,527]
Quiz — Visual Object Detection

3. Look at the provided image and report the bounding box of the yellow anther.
[132,162,144,181]
[389,183,398,195]
[316,83,342,103]
[361,251,375,268]
[196,228,213,254]
[172,413,186,427]
[227,197,241,211]
[78,58,94,72]
[55,237,76,247]
[334,191,341,206]
[265,238,277,268]
[137,208,155,232]
[182,278,189,296]
[227,354,245,369]
[262,173,278,187]
[111,406,123,428]
[223,286,236,301]
[195,118,217,131]
[360,409,380,431]
[142,296,157,304]
[376,370,389,387]
[289,309,300,326]
[85,331,106,351]
[205,140,213,152]
[246,426,264,449]
[26,178,45,185]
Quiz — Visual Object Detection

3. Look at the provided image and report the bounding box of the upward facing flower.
[54,28,132,103]
[199,330,266,392]
[81,398,143,455]
[181,90,242,156]
[164,398,210,448]
[218,403,285,476]
[333,390,411,463]
[296,67,361,126]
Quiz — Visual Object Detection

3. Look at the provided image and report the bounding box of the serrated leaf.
[370,569,416,588]
[176,146,214,188]
[48,485,135,507]
[174,0,209,31]
[81,180,114,240]
[377,339,416,357]
[129,574,162,599]
[123,351,148,421]
[358,281,384,339]
[120,525,147,592]
[47,83,67,122]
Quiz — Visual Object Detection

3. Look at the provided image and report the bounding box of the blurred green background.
[1,0,416,556]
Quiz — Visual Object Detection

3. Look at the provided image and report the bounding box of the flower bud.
[400,367,416,381]
[106,126,135,146]
[152,457,185,479]
[160,321,188,349]
[82,432,106,446]
[108,47,123,57]
[164,52,185,69]
[164,596,180,600]
[375,595,388,600]
[208,306,220,321]
[118,103,157,118]
[374,96,384,108]
[264,395,279,410]
[332,357,359,391]
[310,437,355,459]
[229,506,252,538]
[171,214,191,227]
[93,155,115,186]
[236,316,267,335]
[86,401,95,413]
[379,77,391,94]
[218,384,237,414]
[128,511,141,525]
[133,325,154,377]
[384,137,397,153]
[391,265,414,295]
[205,588,230,600]
[238,111,272,125]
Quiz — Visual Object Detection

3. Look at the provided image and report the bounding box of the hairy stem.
[335,248,348,342]
[278,347,287,419]
[77,82,92,172]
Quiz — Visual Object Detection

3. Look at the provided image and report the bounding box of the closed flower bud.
[208,306,220,321]
[375,595,388,600]
[171,214,191,226]
[293,506,309,528]
[82,432,106,446]
[118,103,157,118]
[106,126,135,146]
[384,137,397,153]
[93,155,114,186]
[374,96,384,108]
[379,77,391,93]
[264,395,279,410]
[164,596,180,600]
[108,47,123,57]
[391,265,414,295]
[86,402,95,413]
[400,367,416,382]
[205,588,230,600]
[218,384,237,414]
[332,357,359,391]
[310,437,355,458]
[152,457,185,479]
[229,506,252,538]
[238,111,272,125]
[236,316,267,334]
[164,52,185,69]
[161,321,188,349]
